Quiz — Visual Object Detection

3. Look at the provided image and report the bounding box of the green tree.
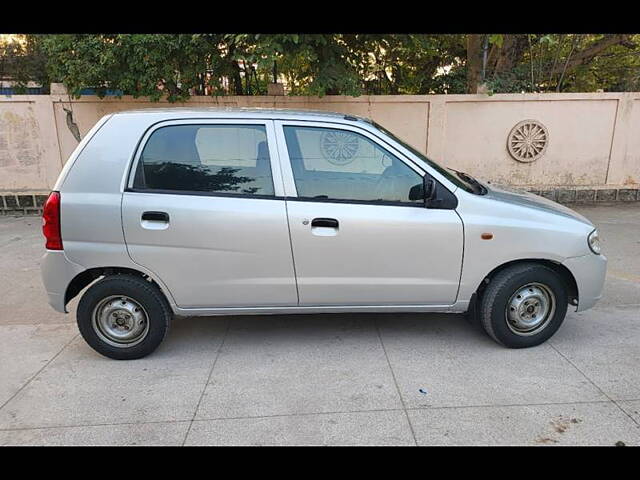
[21,33,640,100]
[0,35,49,93]
[41,34,222,101]
[466,34,640,93]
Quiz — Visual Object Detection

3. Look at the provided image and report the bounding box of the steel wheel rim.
[91,295,149,348]
[505,282,556,336]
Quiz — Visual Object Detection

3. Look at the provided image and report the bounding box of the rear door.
[122,119,297,309]
[275,121,463,306]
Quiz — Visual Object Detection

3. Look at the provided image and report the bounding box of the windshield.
[370,120,480,194]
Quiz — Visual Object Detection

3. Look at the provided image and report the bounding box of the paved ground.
[0,204,638,446]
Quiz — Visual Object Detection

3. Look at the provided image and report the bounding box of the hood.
[482,182,593,226]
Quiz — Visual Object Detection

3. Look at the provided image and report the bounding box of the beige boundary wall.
[1,92,639,213]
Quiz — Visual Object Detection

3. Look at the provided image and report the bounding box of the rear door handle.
[142,211,169,222]
[311,217,339,228]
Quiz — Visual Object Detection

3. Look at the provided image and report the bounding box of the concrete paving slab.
[0,324,77,406]
[550,306,640,400]
[0,217,71,326]
[597,276,640,310]
[377,313,607,409]
[0,317,226,429]
[186,410,414,446]
[574,205,640,310]
[579,204,640,278]
[0,421,190,446]
[618,400,640,426]
[0,204,637,445]
[195,315,403,419]
[408,402,640,445]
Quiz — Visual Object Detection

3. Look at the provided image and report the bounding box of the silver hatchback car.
[40,108,606,359]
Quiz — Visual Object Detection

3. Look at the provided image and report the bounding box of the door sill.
[173,302,468,317]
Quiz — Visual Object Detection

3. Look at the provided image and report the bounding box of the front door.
[122,120,297,309]
[276,122,463,306]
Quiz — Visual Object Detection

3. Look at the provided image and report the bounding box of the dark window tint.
[283,126,422,204]
[135,124,274,196]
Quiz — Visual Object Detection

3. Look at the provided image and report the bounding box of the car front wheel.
[479,263,568,348]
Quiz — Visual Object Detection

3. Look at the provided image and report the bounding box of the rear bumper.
[40,250,85,313]
[563,253,607,312]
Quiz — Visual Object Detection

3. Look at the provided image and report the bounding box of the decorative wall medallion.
[507,120,549,163]
[320,130,359,165]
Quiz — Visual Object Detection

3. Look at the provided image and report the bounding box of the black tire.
[479,263,568,348]
[77,274,172,360]
[463,293,482,328]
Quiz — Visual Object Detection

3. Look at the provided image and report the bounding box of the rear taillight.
[42,191,63,250]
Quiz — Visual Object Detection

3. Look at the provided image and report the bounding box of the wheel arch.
[65,267,173,310]
[471,258,579,309]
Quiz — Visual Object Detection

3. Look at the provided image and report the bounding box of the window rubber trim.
[124,188,455,209]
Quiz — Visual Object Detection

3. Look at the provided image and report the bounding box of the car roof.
[112,107,371,123]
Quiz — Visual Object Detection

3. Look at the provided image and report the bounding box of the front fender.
[563,253,607,312]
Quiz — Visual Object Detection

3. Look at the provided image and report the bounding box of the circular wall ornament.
[507,120,549,163]
[320,130,360,165]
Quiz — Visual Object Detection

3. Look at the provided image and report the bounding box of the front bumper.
[562,253,607,312]
[40,250,85,313]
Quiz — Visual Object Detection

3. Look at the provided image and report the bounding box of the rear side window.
[283,126,423,205]
[133,124,274,196]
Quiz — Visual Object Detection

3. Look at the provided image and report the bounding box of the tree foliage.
[2,34,638,101]
[467,34,640,94]
[0,35,49,92]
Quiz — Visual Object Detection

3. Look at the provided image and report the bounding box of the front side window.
[134,124,274,196]
[370,120,479,194]
[283,126,423,204]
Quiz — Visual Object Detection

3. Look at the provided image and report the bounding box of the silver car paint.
[273,119,463,306]
[453,185,600,312]
[562,253,607,311]
[40,108,607,317]
[122,192,298,308]
[285,200,463,306]
[44,113,179,312]
[121,119,298,309]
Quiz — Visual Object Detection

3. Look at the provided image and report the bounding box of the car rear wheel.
[479,263,568,348]
[77,274,172,360]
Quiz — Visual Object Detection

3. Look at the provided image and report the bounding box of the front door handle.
[142,211,169,222]
[311,218,339,228]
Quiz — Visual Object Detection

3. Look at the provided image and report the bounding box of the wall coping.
[4,92,640,105]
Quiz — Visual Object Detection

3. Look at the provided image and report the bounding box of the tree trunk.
[550,34,632,75]
[489,35,529,76]
[226,44,244,96]
[466,34,483,93]
[231,60,243,95]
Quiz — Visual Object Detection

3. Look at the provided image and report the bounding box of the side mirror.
[408,183,424,201]
[409,177,437,206]
[424,177,436,201]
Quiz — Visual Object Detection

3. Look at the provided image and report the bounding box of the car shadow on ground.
[157,311,498,357]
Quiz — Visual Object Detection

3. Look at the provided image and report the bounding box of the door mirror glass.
[408,182,424,201]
